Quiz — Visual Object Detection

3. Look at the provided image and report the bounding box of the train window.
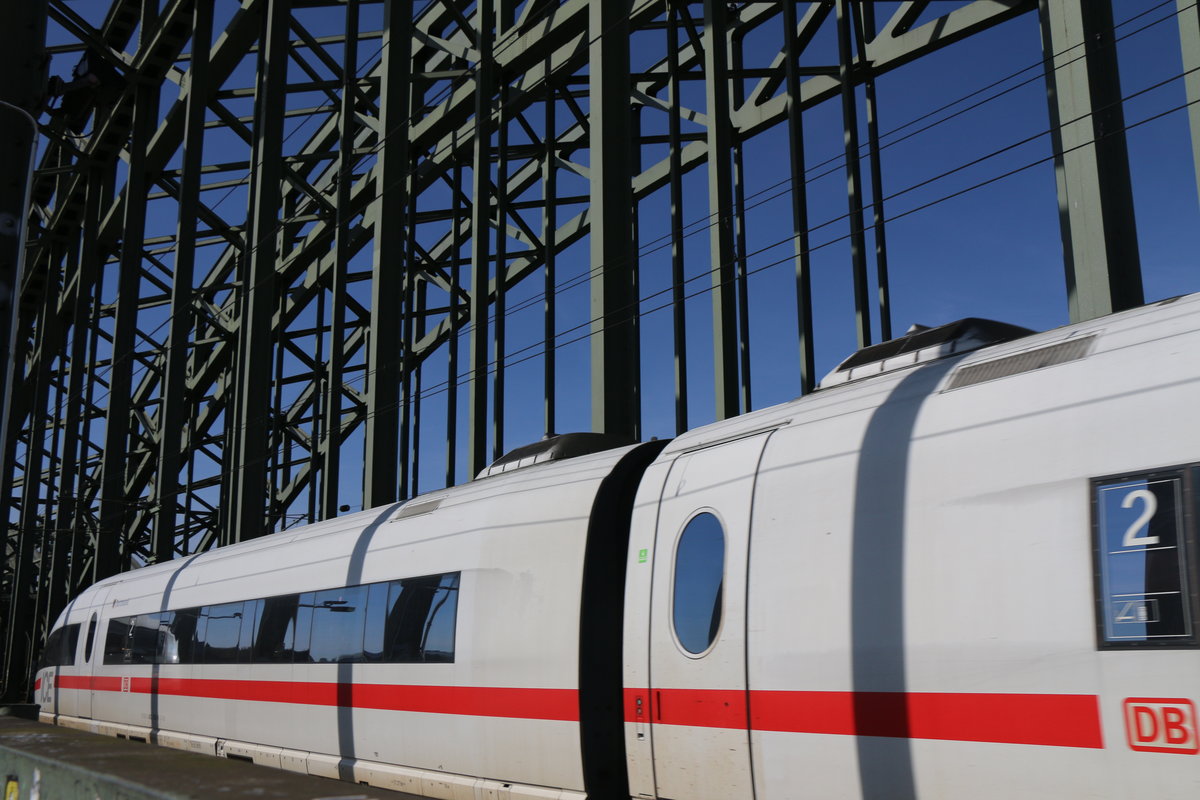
[294,592,315,663]
[383,572,459,663]
[363,583,389,662]
[253,595,299,663]
[421,573,459,663]
[60,623,80,666]
[130,614,165,664]
[104,618,132,664]
[83,614,97,662]
[309,585,368,663]
[191,606,210,663]
[168,608,201,664]
[201,603,244,663]
[1093,466,1199,648]
[673,513,725,655]
[153,613,176,663]
[38,623,80,669]
[105,614,168,664]
[39,628,63,671]
[237,599,263,663]
[94,574,461,669]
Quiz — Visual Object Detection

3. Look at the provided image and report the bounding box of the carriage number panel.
[1093,466,1199,648]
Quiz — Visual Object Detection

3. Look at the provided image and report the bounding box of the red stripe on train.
[623,688,1103,749]
[55,676,1103,747]
[56,675,578,721]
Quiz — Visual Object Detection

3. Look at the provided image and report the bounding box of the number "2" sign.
[1121,488,1160,548]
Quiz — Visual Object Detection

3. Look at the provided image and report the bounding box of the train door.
[79,588,110,718]
[646,433,769,800]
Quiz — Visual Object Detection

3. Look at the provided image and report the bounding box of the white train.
[34,293,1200,799]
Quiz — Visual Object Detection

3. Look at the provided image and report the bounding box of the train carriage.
[36,439,664,798]
[35,293,1200,798]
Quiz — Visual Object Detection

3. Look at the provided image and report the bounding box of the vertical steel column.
[45,291,87,628]
[1039,0,1142,321]
[783,0,816,394]
[542,76,557,438]
[492,83,508,462]
[667,2,689,433]
[271,289,287,522]
[69,289,104,592]
[588,0,639,440]
[96,87,157,580]
[398,148,416,502]
[856,2,892,341]
[1177,0,1200,210]
[703,0,739,420]
[468,2,495,477]
[321,0,358,519]
[227,0,290,543]
[409,278,425,499]
[364,0,411,509]
[309,291,326,524]
[153,0,211,561]
[493,0,516,455]
[36,359,65,641]
[2,266,55,701]
[836,0,872,349]
[731,26,752,415]
[446,149,462,487]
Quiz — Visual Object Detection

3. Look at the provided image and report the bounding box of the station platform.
[0,710,422,800]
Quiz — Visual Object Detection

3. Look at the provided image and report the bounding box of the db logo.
[1124,698,1199,754]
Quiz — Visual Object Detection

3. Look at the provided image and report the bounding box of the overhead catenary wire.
[86,84,1200,515]
[484,0,1196,331]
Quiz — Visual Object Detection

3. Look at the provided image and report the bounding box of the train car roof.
[82,441,646,598]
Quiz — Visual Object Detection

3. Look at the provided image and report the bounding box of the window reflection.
[310,586,368,663]
[100,571,460,666]
[39,623,80,669]
[201,603,244,663]
[385,573,459,663]
[673,512,725,654]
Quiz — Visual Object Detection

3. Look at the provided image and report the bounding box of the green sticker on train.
[638,548,648,563]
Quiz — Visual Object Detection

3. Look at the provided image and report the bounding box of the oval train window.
[672,512,725,654]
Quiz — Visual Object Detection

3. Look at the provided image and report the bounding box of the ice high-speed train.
[34,294,1200,799]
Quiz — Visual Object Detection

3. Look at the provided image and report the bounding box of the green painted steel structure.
[0,0,1177,701]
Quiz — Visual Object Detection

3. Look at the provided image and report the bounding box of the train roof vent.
[392,496,444,521]
[474,432,634,480]
[944,335,1096,390]
[818,317,1034,389]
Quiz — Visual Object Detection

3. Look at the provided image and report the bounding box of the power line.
[83,84,1200,512]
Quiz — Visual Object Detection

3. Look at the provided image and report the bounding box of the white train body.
[34,295,1200,798]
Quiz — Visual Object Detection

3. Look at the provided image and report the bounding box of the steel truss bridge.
[2,0,1199,699]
